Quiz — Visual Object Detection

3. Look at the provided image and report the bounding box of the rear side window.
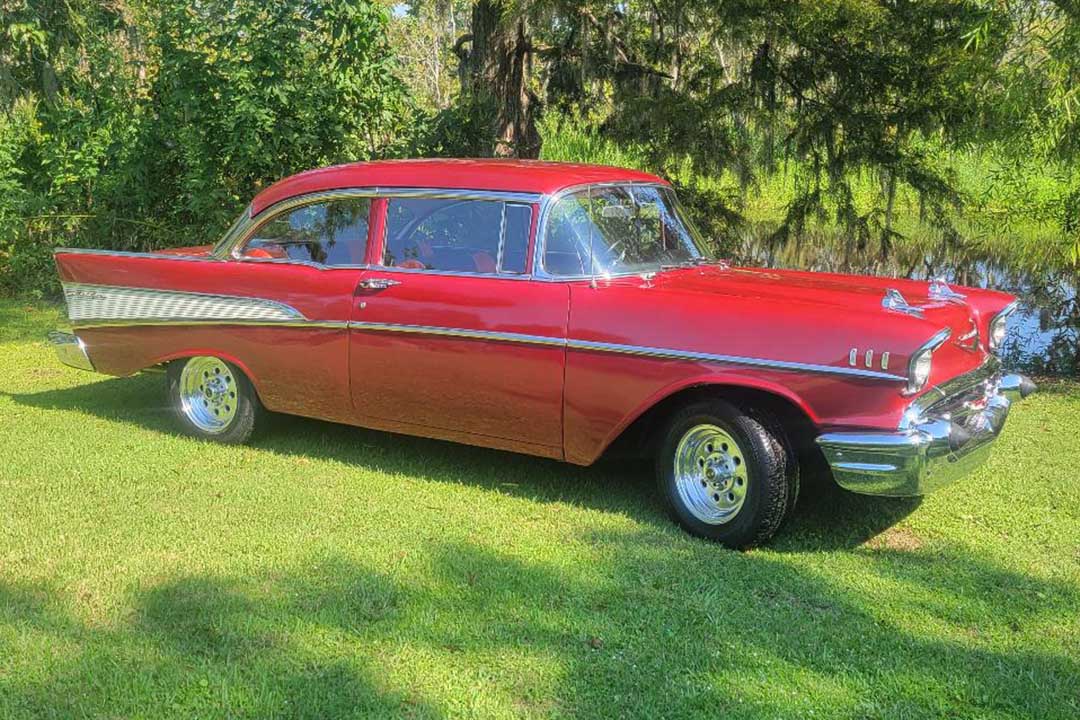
[239,196,371,265]
[382,197,533,275]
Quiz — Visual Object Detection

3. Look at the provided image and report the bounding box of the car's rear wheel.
[167,356,260,444]
[657,399,791,548]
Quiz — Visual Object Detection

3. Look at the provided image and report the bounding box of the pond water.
[731,235,1079,377]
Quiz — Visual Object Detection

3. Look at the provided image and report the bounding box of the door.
[224,192,375,423]
[348,194,568,455]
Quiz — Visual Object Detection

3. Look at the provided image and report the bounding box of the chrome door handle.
[358,278,401,290]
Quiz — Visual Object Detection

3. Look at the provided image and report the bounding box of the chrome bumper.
[816,372,1035,497]
[48,331,95,372]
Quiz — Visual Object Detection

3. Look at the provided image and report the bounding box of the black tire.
[167,357,261,444]
[656,399,791,548]
[749,408,801,525]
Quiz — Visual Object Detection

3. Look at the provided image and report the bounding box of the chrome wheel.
[673,424,749,524]
[178,357,238,434]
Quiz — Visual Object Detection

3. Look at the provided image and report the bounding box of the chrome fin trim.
[63,283,306,324]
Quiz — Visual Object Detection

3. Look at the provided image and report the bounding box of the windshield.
[542,184,708,277]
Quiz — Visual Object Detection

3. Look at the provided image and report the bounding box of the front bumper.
[48,331,95,372]
[815,370,1035,497]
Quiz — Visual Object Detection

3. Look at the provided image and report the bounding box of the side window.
[238,196,371,266]
[382,197,533,275]
[499,203,531,274]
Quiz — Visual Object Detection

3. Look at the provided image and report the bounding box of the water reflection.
[732,230,1079,376]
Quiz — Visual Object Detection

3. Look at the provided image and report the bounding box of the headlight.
[988,315,1007,350]
[908,348,933,394]
[988,301,1017,352]
[905,328,951,395]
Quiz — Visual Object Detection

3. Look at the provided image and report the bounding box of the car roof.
[250,159,667,216]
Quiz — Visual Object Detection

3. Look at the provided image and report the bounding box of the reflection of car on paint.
[49,159,1036,547]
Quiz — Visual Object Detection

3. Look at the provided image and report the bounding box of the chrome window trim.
[531,181,691,283]
[223,187,543,274]
[360,265,535,281]
[376,194,537,280]
[227,188,379,264]
[372,187,541,204]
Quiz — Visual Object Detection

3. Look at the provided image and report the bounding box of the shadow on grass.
[0,536,1077,718]
[4,374,924,551]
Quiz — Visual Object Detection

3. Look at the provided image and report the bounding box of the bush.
[0,0,414,298]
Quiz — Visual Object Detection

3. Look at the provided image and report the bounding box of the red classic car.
[49,159,1035,547]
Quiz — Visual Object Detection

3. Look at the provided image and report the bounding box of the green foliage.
[0,0,414,296]
[3,0,1080,296]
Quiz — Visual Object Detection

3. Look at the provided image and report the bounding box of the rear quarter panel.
[55,251,360,424]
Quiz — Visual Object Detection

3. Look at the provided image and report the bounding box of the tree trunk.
[460,0,540,158]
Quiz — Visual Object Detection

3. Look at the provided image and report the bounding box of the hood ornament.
[928,279,967,303]
[882,288,925,318]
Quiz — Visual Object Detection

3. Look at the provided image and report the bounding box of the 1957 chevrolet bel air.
[50,159,1036,547]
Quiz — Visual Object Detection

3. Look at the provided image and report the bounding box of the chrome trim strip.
[903,327,952,395]
[55,247,222,262]
[565,338,907,381]
[63,282,307,324]
[72,319,348,330]
[996,299,1020,319]
[349,322,905,379]
[359,265,535,281]
[354,322,907,379]
[349,321,565,347]
[373,187,541,204]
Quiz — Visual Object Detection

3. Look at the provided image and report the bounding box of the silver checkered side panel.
[63,283,306,324]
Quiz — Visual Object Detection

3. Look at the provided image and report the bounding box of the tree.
[453,0,540,157]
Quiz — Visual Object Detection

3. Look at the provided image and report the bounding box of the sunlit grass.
[1,300,1078,718]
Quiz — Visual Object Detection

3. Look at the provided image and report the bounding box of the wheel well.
[603,384,820,461]
[165,354,264,403]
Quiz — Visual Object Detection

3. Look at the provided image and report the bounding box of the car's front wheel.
[167,356,260,444]
[657,399,792,548]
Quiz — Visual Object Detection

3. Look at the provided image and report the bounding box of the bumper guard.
[48,331,95,372]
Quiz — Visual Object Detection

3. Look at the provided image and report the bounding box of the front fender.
[566,369,822,466]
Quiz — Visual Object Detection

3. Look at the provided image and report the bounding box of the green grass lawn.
[1,300,1078,719]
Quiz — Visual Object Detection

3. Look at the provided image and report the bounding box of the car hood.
[654,265,987,341]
